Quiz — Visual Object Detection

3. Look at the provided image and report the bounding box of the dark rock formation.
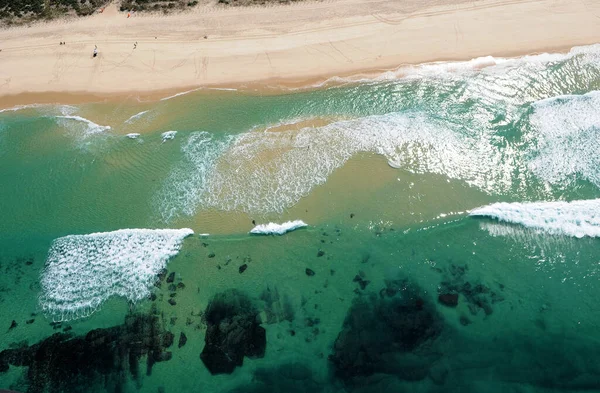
[200,290,266,375]
[239,264,248,274]
[305,268,315,277]
[438,293,459,307]
[438,264,504,316]
[166,272,175,283]
[0,313,174,392]
[353,274,370,290]
[178,332,187,348]
[329,279,442,384]
[317,250,325,257]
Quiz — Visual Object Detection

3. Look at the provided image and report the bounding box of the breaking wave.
[125,110,150,124]
[250,220,307,235]
[161,131,177,142]
[470,199,600,238]
[56,115,111,135]
[40,228,194,321]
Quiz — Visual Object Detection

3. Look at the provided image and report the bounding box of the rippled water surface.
[1,45,600,393]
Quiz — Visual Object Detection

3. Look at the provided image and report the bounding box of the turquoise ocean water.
[1,44,600,392]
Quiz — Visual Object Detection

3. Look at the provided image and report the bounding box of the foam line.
[304,44,600,87]
[56,115,111,134]
[0,104,44,114]
[160,88,201,101]
[529,90,600,189]
[470,199,600,238]
[125,110,150,124]
[161,131,177,142]
[40,228,194,321]
[250,220,308,235]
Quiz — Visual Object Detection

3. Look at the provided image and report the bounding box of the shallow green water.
[1,45,600,392]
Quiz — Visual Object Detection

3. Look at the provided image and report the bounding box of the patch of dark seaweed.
[0,313,174,393]
[200,289,266,375]
[329,279,443,384]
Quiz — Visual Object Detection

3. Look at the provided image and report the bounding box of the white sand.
[0,0,600,98]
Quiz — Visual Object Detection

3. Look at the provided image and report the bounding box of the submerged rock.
[166,272,175,283]
[0,313,174,392]
[353,274,370,290]
[178,332,187,348]
[329,279,442,383]
[239,264,248,274]
[200,290,266,375]
[438,264,504,316]
[305,268,315,277]
[438,293,459,307]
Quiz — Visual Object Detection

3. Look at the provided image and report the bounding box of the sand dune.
[0,0,600,101]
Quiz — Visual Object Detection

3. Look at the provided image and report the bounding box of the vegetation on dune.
[119,0,198,13]
[0,0,110,24]
[217,0,300,5]
[0,0,301,25]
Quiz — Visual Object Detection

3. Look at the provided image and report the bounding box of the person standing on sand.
[93,45,98,58]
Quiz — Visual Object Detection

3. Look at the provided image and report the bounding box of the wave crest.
[470,199,600,238]
[40,228,193,321]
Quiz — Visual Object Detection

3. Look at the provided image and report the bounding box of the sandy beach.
[1,0,600,104]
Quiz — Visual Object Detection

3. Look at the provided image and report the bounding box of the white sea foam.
[125,110,150,124]
[0,104,77,115]
[161,131,177,142]
[156,131,231,221]
[207,87,238,91]
[155,44,600,217]
[470,199,600,238]
[308,44,600,87]
[0,104,44,114]
[160,88,202,101]
[40,228,194,321]
[528,91,600,189]
[126,133,141,139]
[58,105,78,116]
[56,115,111,134]
[250,220,308,235]
[200,112,515,214]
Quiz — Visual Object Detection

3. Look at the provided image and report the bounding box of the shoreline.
[1,0,600,107]
[0,42,586,110]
